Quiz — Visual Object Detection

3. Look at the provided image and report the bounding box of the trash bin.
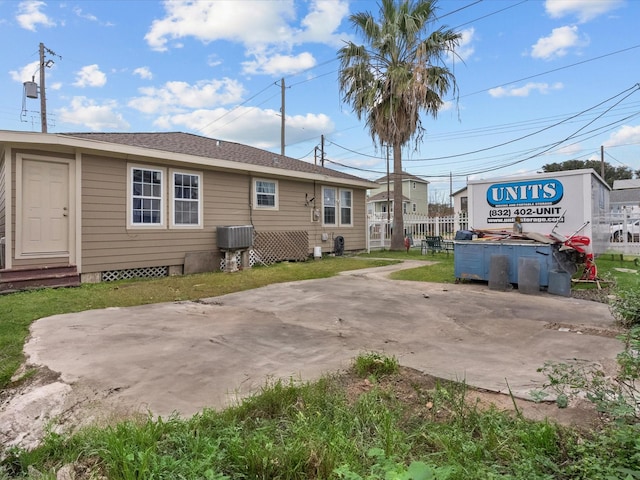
[334,236,344,256]
[548,270,571,297]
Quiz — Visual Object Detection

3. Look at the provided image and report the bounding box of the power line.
[459,44,640,99]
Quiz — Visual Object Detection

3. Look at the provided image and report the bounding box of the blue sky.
[1,0,639,198]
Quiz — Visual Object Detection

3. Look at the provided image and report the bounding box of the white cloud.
[207,55,222,67]
[144,1,349,78]
[154,106,333,149]
[145,0,296,52]
[531,25,588,60]
[72,6,97,22]
[16,0,55,31]
[128,78,245,115]
[545,0,624,23]
[454,28,476,63]
[9,61,41,82]
[556,144,583,156]
[488,82,563,98]
[295,0,350,47]
[57,96,130,131]
[242,51,316,76]
[603,125,640,147]
[133,67,153,80]
[73,65,107,88]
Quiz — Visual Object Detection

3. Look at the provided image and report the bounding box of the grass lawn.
[371,248,639,291]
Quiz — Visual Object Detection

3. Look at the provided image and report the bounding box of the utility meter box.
[467,169,610,254]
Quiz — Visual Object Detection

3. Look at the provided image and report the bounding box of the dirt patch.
[337,365,601,429]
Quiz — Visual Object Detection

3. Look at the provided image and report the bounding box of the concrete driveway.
[20,261,623,422]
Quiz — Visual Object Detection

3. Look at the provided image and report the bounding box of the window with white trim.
[131,167,164,226]
[340,189,352,225]
[254,179,278,209]
[323,186,353,226]
[172,171,202,227]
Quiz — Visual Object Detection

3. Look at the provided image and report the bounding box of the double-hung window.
[131,167,164,226]
[322,186,353,226]
[128,165,203,229]
[172,171,202,227]
[340,189,352,225]
[254,179,278,209]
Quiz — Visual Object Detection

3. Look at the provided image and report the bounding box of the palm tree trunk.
[390,142,405,250]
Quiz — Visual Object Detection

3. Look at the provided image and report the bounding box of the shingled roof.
[374,171,428,184]
[60,131,368,184]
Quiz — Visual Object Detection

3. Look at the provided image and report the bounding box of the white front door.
[21,159,70,255]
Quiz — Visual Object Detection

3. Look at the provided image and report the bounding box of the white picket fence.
[606,211,640,255]
[367,213,469,251]
[367,211,640,255]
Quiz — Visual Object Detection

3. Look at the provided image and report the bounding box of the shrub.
[610,288,640,327]
[533,327,640,424]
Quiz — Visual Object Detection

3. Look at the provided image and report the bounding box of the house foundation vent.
[102,266,169,282]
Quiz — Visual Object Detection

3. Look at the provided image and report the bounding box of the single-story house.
[450,185,468,217]
[611,178,640,215]
[0,131,377,290]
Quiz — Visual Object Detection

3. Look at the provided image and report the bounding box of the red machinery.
[550,220,598,281]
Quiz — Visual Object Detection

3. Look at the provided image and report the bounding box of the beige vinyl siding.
[250,179,367,253]
[81,155,236,273]
[81,154,369,274]
[0,154,5,239]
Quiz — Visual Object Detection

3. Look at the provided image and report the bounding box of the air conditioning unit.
[216,225,254,249]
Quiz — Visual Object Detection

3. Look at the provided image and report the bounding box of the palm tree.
[338,0,460,250]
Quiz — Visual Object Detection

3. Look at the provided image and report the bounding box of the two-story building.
[367,172,429,216]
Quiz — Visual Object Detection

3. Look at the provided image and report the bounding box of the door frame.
[15,153,77,263]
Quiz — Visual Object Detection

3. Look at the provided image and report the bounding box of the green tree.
[541,159,634,187]
[338,0,460,250]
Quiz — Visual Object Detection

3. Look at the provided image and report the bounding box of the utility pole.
[600,145,605,180]
[320,135,325,167]
[26,42,60,133]
[39,43,47,133]
[280,77,285,156]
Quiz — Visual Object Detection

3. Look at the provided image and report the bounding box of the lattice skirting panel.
[102,266,169,282]
[253,230,309,265]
